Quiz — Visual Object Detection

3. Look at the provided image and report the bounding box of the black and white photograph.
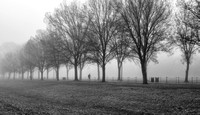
[0,0,200,114]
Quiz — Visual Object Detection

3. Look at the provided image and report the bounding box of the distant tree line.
[0,0,200,84]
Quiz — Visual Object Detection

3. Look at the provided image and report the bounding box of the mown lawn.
[0,80,199,115]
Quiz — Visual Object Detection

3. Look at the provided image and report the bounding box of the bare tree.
[173,1,199,83]
[0,50,20,80]
[24,39,36,80]
[41,29,64,81]
[114,0,171,84]
[86,34,102,80]
[184,0,200,45]
[10,52,19,79]
[1,53,14,79]
[0,56,6,79]
[32,30,50,80]
[85,50,101,80]
[111,30,132,81]
[45,62,52,80]
[88,0,120,82]
[45,1,92,81]
[18,47,27,80]
[65,63,73,80]
[79,54,88,80]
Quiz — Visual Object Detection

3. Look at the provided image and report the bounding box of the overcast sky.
[0,0,200,81]
[0,0,176,46]
[0,0,64,45]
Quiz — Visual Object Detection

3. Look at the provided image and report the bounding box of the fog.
[26,49,200,82]
[66,50,200,81]
[0,0,200,82]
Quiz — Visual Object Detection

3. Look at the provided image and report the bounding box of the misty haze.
[0,0,200,114]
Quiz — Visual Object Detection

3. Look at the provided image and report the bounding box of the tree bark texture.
[185,61,190,83]
[41,70,44,80]
[102,62,106,82]
[97,63,100,80]
[56,66,60,81]
[74,62,78,81]
[141,61,148,84]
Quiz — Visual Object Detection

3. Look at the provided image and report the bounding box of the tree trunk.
[185,61,190,83]
[66,66,69,80]
[74,61,78,81]
[38,70,40,80]
[17,72,18,79]
[30,70,33,80]
[80,68,83,80]
[17,72,19,79]
[102,51,106,82]
[56,66,60,81]
[22,72,24,80]
[27,71,29,79]
[102,62,106,82]
[121,63,123,81]
[79,67,82,81]
[41,70,44,80]
[118,66,121,81]
[46,68,49,80]
[117,60,122,81]
[13,71,16,80]
[141,61,148,84]
[117,59,124,81]
[97,63,100,80]
[22,68,24,80]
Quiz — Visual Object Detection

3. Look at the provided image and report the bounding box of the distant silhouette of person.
[88,74,91,80]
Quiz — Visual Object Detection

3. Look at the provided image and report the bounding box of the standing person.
[88,74,91,81]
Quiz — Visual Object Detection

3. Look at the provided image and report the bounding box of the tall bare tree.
[86,31,102,80]
[41,29,64,81]
[24,39,36,80]
[1,52,15,79]
[0,59,7,79]
[111,30,132,81]
[79,53,88,80]
[88,0,120,82]
[10,52,19,79]
[173,1,199,83]
[33,30,49,80]
[184,0,200,45]
[114,0,171,84]
[86,44,101,81]
[45,1,92,81]
[65,63,73,80]
[18,47,27,80]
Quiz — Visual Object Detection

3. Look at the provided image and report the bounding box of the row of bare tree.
[0,0,200,84]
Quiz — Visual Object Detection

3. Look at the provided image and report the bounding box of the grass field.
[0,80,199,115]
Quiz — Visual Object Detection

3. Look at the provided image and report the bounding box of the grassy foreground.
[0,80,199,115]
